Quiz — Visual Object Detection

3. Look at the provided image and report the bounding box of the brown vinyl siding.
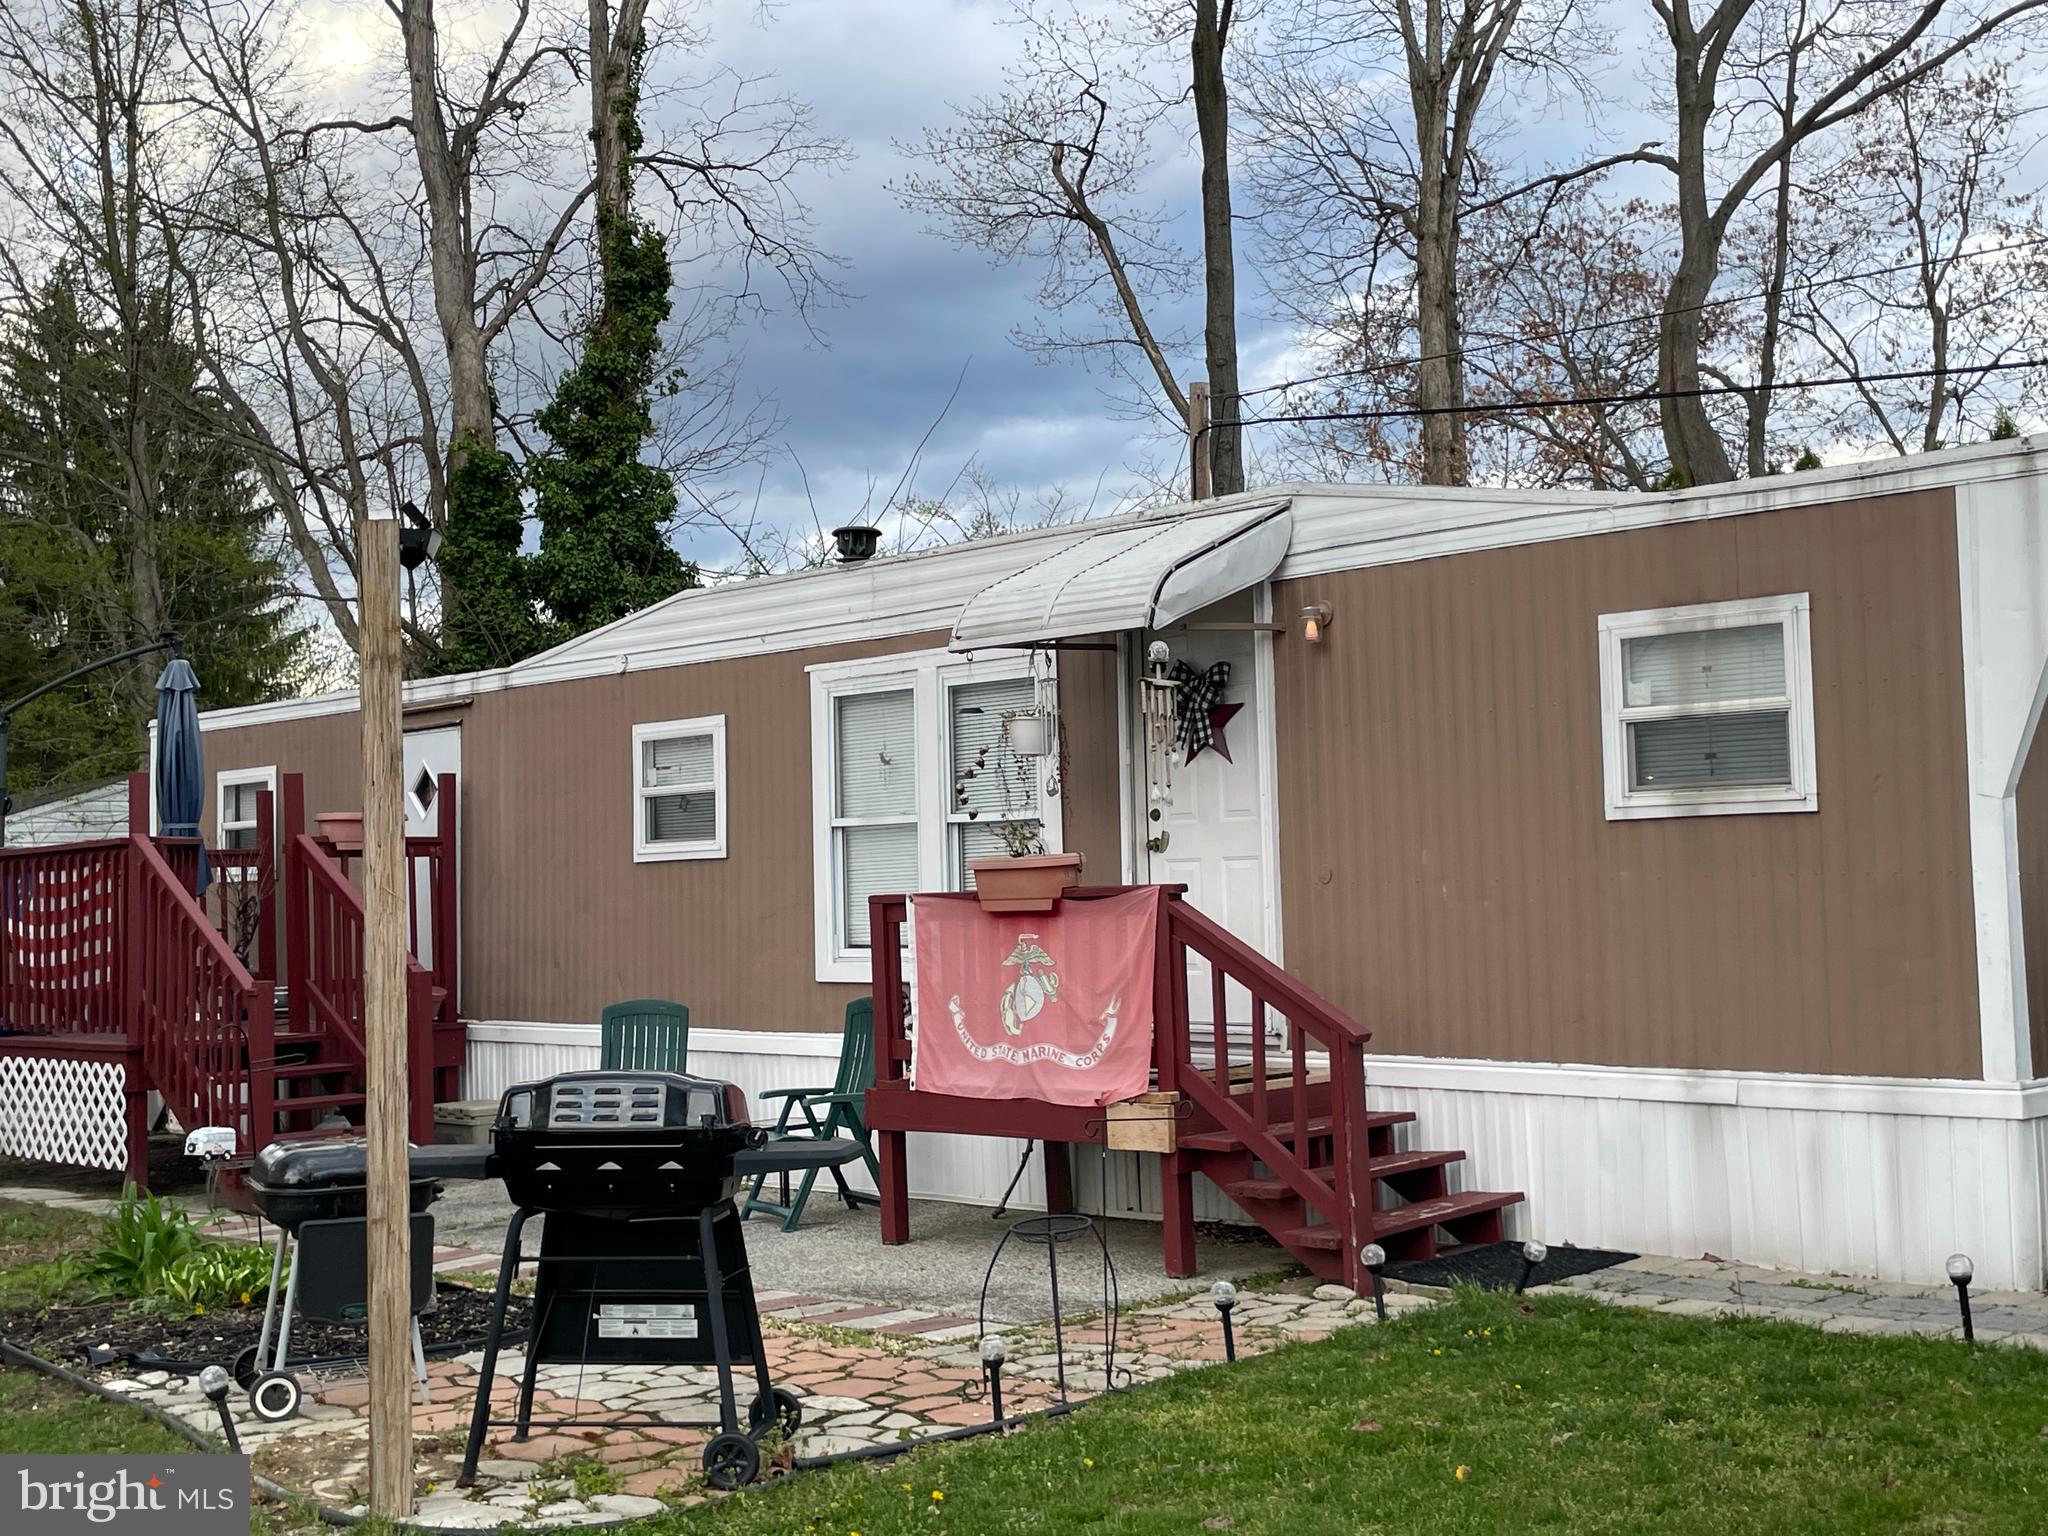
[1272,489,1978,1079]
[202,631,1125,1035]
[2019,720,2048,1075]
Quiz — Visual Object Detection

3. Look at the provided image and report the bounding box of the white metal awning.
[949,499,1293,650]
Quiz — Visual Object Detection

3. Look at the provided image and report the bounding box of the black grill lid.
[496,1071,752,1136]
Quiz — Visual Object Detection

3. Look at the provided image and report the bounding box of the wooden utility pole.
[359,516,413,1518]
[1187,380,1213,501]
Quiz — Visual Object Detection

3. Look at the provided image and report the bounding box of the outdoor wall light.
[1211,1279,1239,1362]
[1516,1240,1550,1296]
[397,500,443,572]
[1361,1242,1388,1322]
[1299,602,1334,643]
[981,1332,1009,1424]
[1947,1253,1976,1342]
[198,1364,241,1454]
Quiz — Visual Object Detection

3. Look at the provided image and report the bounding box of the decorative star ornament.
[1186,701,1243,764]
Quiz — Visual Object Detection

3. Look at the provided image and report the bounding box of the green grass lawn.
[646,1289,2048,1536]
[5,1197,2048,1532]
[0,1366,197,1456]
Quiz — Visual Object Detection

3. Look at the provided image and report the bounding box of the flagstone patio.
[95,1273,1415,1525]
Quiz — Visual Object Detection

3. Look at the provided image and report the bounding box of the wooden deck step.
[1219,1148,1465,1203]
[1369,1190,1523,1240]
[1181,1109,1414,1153]
[272,1060,354,1080]
[1280,1190,1525,1252]
[273,1092,365,1117]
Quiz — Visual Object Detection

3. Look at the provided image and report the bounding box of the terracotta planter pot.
[968,852,1084,913]
[315,812,364,852]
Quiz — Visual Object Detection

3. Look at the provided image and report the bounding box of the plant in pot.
[955,705,1080,913]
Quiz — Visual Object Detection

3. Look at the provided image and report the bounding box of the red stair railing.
[1162,894,1375,1292]
[0,840,129,1036]
[284,830,437,1143]
[128,834,274,1156]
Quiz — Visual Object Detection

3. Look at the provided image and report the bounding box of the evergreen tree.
[527,40,697,639]
[436,432,543,672]
[0,277,304,798]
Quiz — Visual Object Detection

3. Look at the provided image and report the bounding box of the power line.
[1200,355,2048,436]
[1235,234,2048,404]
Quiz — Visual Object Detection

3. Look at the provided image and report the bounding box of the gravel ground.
[430,1176,1290,1322]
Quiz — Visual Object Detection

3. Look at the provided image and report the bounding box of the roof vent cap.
[832,524,881,564]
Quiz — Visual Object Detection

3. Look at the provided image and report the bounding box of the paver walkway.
[1523,1254,2048,1343]
[95,1279,1416,1525]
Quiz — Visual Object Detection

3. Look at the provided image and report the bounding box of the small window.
[632,716,726,861]
[1598,594,1817,820]
[216,768,276,857]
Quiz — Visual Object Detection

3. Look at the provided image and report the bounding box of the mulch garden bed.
[0,1279,529,1375]
[1386,1241,1635,1292]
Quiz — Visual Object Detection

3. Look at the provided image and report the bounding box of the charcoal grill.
[459,1069,863,1490]
[239,1140,490,1422]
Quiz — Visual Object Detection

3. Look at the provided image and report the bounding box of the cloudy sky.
[658,0,1293,565]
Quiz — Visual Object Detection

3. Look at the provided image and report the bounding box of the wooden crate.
[1105,1091,1181,1153]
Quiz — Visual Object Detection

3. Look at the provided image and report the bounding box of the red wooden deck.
[863,885,1523,1292]
[0,772,459,1186]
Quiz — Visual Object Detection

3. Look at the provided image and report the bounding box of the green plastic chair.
[600,999,691,1072]
[740,997,882,1231]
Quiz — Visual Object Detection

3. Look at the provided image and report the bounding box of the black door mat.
[1385,1242,1636,1292]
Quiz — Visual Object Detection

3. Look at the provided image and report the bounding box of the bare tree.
[898,1,1256,497]
[1242,0,1612,484]
[1639,0,2048,485]
[1787,57,2048,451]
[0,0,192,687]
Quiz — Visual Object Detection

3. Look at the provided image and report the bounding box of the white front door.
[1136,597,1277,1037]
[401,726,461,974]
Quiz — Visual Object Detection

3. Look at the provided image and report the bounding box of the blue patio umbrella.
[154,657,210,896]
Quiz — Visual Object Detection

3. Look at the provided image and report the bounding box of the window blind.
[645,792,716,844]
[1630,711,1792,789]
[949,676,1038,821]
[836,690,916,818]
[643,734,714,788]
[1622,624,1785,709]
[842,822,918,946]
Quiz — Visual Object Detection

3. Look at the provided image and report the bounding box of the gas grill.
[238,1141,491,1423]
[460,1069,863,1490]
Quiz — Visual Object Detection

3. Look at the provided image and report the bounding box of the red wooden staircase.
[0,772,456,1189]
[867,886,1522,1297]
[1158,897,1521,1287]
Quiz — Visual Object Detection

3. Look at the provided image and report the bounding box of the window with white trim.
[216,767,276,855]
[632,716,727,861]
[1598,593,1818,820]
[810,650,1060,982]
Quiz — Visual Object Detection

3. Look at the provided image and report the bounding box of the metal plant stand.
[977,1212,1126,1404]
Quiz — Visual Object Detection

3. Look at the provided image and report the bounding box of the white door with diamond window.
[402,725,460,974]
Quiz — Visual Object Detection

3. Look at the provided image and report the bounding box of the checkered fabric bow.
[1170,659,1232,759]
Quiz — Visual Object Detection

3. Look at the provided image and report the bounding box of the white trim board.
[197,440,2042,737]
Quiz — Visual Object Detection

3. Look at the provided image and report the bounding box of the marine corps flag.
[910,888,1161,1107]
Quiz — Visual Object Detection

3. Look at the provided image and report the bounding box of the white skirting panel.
[464,1025,2048,1288]
[1363,1057,2048,1291]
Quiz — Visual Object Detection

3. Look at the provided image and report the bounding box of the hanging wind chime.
[1140,641,1178,850]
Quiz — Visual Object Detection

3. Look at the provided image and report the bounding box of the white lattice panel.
[0,1057,127,1171]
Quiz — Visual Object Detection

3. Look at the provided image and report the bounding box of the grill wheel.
[702,1430,761,1490]
[749,1386,803,1439]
